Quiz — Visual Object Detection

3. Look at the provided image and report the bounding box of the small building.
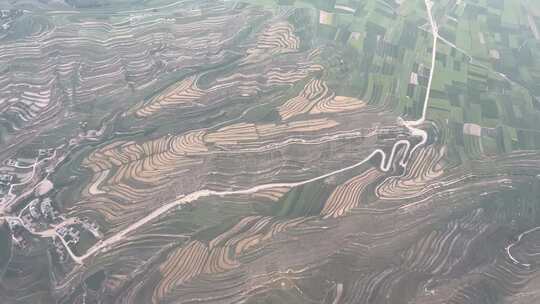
[57,227,68,236]
[0,185,7,195]
[38,148,54,157]
[65,228,80,245]
[319,10,335,26]
[29,205,41,219]
[7,218,19,228]
[4,159,17,167]
[0,174,13,183]
[489,49,500,60]
[409,72,419,85]
[41,198,55,219]
[463,123,482,137]
[68,227,80,237]
[478,32,485,45]
[349,32,362,41]
[22,214,33,225]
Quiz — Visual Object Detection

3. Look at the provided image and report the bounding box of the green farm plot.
[239,0,540,160]
[273,181,332,217]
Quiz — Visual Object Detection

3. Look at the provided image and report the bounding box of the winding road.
[4,0,441,265]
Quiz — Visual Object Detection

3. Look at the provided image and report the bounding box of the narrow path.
[506,226,540,267]
[415,0,438,126]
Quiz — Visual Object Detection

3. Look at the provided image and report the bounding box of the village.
[1,148,101,261]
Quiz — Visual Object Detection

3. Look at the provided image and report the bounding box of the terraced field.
[2,0,540,304]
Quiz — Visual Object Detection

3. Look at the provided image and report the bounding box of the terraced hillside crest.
[2,0,540,304]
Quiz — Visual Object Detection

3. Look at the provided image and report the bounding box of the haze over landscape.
[2,0,540,303]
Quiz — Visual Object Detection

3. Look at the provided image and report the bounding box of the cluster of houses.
[57,226,80,246]
[20,198,58,230]
[7,197,59,250]
[3,149,103,262]
[13,198,102,261]
[53,238,68,262]
[53,217,101,262]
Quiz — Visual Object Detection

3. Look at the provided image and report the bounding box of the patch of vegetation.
[273,181,333,217]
